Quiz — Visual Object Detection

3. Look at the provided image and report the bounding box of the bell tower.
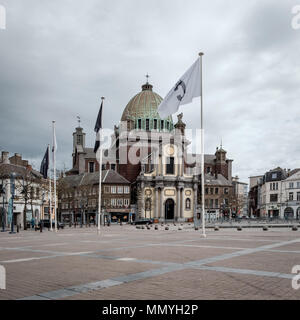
[215,144,229,179]
[72,117,86,153]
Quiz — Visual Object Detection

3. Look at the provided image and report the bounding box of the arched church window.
[138,119,142,130]
[146,119,150,131]
[186,198,191,210]
[166,157,175,174]
[166,121,170,130]
[154,119,158,130]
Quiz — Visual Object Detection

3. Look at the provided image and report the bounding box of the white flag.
[158,58,201,118]
[52,121,57,153]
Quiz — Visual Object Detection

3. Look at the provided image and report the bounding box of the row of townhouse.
[0,151,56,228]
[249,167,300,219]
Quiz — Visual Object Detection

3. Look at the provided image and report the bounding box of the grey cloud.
[0,0,299,183]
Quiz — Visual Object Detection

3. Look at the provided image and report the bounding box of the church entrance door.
[165,199,175,220]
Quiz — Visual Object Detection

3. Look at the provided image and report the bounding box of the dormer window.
[160,120,164,131]
[138,119,142,130]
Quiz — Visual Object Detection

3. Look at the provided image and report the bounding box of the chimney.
[1,151,9,164]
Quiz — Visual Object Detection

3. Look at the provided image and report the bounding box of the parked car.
[39,219,64,229]
[133,218,154,225]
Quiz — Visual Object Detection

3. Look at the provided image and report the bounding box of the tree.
[15,168,44,230]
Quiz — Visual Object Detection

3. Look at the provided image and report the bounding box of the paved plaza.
[0,224,300,300]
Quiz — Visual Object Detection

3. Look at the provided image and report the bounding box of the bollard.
[155,225,158,230]
[237,226,242,231]
[263,226,268,231]
[292,225,298,231]
[178,226,182,230]
[214,226,219,231]
[165,226,169,230]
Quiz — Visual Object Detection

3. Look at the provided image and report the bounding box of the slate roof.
[186,154,216,165]
[285,169,300,181]
[0,163,43,180]
[61,170,130,188]
[204,173,232,186]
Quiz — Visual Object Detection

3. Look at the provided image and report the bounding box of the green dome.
[121,82,173,131]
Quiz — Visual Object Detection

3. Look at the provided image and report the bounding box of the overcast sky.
[0,0,299,183]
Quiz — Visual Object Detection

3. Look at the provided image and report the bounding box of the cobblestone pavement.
[0,224,299,300]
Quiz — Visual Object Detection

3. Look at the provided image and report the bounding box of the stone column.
[181,188,184,219]
[160,188,164,221]
[141,183,145,219]
[177,188,181,220]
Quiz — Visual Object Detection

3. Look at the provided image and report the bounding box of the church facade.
[69,80,234,222]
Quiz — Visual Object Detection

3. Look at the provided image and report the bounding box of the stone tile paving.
[0,224,299,300]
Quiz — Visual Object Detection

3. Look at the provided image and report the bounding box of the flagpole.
[52,121,58,233]
[48,144,52,230]
[199,52,206,238]
[97,97,104,235]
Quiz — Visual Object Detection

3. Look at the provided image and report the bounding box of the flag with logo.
[158,58,201,118]
[94,100,103,153]
[52,126,57,153]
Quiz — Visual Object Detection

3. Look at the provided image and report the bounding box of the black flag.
[40,147,49,179]
[94,100,103,153]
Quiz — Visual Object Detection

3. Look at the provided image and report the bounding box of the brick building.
[59,170,131,223]
[67,80,236,222]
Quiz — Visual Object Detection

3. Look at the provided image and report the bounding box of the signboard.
[26,210,33,222]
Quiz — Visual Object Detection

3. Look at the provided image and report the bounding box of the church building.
[68,79,234,222]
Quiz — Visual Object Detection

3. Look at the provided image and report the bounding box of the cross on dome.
[145,73,150,84]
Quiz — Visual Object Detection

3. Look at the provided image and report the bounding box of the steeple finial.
[145,73,150,84]
[77,116,81,128]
